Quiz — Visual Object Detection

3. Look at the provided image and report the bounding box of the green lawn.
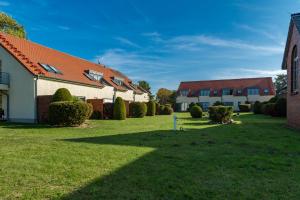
[1,113,300,199]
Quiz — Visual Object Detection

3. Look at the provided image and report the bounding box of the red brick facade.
[37,95,52,123]
[284,23,300,129]
[87,99,104,119]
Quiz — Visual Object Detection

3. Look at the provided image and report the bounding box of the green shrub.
[146,101,156,116]
[269,96,278,103]
[52,88,73,102]
[163,106,173,115]
[86,103,93,119]
[238,104,251,112]
[129,102,147,118]
[190,105,203,118]
[143,103,148,115]
[48,101,89,126]
[155,102,160,115]
[165,104,172,108]
[208,106,233,123]
[90,111,102,119]
[275,98,287,117]
[262,103,276,116]
[158,105,165,115]
[113,97,126,120]
[213,101,224,106]
[253,101,262,114]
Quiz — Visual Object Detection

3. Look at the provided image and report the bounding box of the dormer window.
[237,89,242,95]
[84,70,103,81]
[264,88,269,95]
[113,77,124,86]
[222,88,233,95]
[213,90,218,96]
[180,90,189,96]
[39,63,62,74]
[248,88,259,95]
[199,89,210,96]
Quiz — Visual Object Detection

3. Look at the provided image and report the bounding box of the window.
[247,88,259,95]
[180,90,189,96]
[85,70,103,81]
[236,89,242,95]
[199,102,210,111]
[39,63,62,74]
[264,89,269,95]
[113,77,124,86]
[199,89,210,96]
[291,45,299,94]
[213,90,218,96]
[222,89,233,95]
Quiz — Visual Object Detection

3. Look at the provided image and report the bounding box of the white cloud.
[166,35,283,54]
[0,1,9,6]
[114,37,140,48]
[58,26,70,31]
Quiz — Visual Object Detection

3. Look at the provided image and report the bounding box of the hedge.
[155,102,160,115]
[208,106,233,123]
[48,101,89,126]
[238,104,251,112]
[158,105,165,115]
[262,103,276,116]
[190,105,203,118]
[52,88,73,102]
[163,106,173,115]
[146,101,156,116]
[253,101,262,114]
[129,102,147,118]
[275,98,287,117]
[86,103,93,119]
[213,101,224,106]
[113,97,126,120]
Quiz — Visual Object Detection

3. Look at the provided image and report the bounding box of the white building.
[0,33,150,123]
[176,77,275,111]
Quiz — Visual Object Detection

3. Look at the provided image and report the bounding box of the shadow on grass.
[60,117,298,199]
[0,122,52,129]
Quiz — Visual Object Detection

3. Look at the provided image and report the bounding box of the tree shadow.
[60,119,299,199]
[0,122,52,129]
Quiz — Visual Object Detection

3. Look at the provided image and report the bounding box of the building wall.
[176,95,274,111]
[0,45,36,122]
[37,78,115,101]
[115,90,134,102]
[285,23,300,129]
[134,93,149,102]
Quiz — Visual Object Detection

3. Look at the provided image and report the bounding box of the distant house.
[0,33,149,123]
[281,13,300,129]
[176,77,275,111]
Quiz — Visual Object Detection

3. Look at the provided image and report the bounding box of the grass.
[0,113,300,199]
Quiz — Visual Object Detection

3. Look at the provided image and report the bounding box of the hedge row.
[253,97,286,117]
[238,104,251,112]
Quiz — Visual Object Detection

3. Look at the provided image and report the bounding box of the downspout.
[34,75,39,123]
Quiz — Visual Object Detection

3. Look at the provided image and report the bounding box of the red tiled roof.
[178,77,276,96]
[0,33,142,93]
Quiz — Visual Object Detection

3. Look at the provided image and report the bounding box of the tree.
[138,80,151,91]
[0,12,26,38]
[274,74,287,95]
[156,88,176,106]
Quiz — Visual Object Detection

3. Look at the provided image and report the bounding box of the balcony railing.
[0,72,9,86]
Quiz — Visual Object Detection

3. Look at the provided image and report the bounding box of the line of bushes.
[253,97,287,117]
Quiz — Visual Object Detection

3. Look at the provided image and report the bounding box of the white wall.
[116,90,134,102]
[0,46,36,122]
[37,78,114,101]
[134,93,149,102]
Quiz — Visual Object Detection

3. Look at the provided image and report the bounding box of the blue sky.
[0,0,297,93]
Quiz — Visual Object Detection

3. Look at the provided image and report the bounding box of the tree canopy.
[156,88,176,105]
[0,12,26,38]
[138,80,151,91]
[274,74,287,95]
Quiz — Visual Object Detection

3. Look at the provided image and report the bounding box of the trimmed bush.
[143,103,148,115]
[158,105,165,115]
[147,101,156,116]
[129,102,147,118]
[48,101,89,126]
[238,104,251,112]
[275,98,287,117]
[91,111,102,119]
[269,96,278,103]
[208,106,233,123]
[52,88,73,102]
[190,105,203,118]
[163,106,173,115]
[262,103,276,116]
[113,97,126,120]
[253,101,262,114]
[213,101,224,106]
[155,102,160,115]
[86,103,93,119]
[188,102,195,111]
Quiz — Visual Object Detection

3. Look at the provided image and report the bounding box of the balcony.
[0,72,9,90]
